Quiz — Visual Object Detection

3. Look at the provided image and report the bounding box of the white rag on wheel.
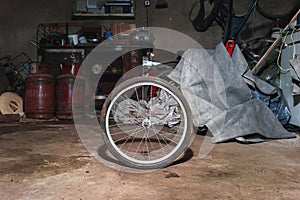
[114,89,181,127]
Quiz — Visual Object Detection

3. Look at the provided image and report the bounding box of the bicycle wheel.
[240,37,275,67]
[189,0,224,31]
[241,37,279,80]
[256,0,300,20]
[100,76,194,169]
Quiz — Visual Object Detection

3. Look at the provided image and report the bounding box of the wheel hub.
[142,118,152,128]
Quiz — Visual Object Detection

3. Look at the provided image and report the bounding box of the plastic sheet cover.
[290,56,300,94]
[168,43,296,143]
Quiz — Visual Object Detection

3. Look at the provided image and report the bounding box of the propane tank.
[61,62,80,76]
[25,63,55,119]
[55,73,84,120]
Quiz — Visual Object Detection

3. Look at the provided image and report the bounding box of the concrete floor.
[0,119,300,200]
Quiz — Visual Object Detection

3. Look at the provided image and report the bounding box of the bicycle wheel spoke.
[154,133,168,155]
[109,125,144,136]
[132,136,145,158]
[118,127,142,149]
[134,86,141,102]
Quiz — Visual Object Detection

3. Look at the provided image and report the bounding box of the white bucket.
[68,34,79,45]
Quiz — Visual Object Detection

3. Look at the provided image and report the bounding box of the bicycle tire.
[241,37,280,80]
[100,76,194,169]
[115,62,177,88]
[256,0,300,20]
[241,37,275,66]
[189,0,224,32]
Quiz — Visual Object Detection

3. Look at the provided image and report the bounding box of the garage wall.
[0,0,74,60]
[0,0,272,60]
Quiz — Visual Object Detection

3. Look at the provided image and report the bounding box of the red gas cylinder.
[25,72,55,119]
[55,74,85,120]
[61,62,80,76]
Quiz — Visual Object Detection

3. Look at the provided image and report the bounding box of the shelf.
[72,12,135,20]
[72,0,135,20]
[39,44,97,50]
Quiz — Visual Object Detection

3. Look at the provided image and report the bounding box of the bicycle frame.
[223,0,258,55]
[191,0,299,61]
[222,0,300,76]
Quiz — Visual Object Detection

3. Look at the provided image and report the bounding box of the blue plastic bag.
[251,82,291,125]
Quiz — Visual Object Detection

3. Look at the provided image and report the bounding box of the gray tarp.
[168,43,296,143]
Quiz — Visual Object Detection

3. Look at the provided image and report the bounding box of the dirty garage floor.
[0,120,300,200]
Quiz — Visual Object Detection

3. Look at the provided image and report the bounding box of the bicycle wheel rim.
[103,77,192,168]
[189,0,224,31]
[256,0,300,20]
